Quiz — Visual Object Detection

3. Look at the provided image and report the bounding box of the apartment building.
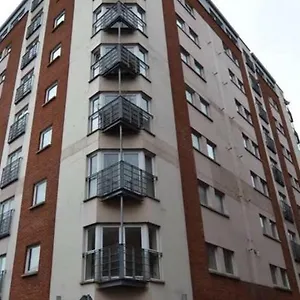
[0,0,300,299]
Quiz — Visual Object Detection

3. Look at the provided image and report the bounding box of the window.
[45,82,57,103]
[54,11,65,28]
[176,16,185,30]
[0,255,6,273]
[237,80,245,92]
[229,69,235,82]
[189,28,198,44]
[194,60,205,78]
[270,265,277,285]
[199,182,208,205]
[252,142,259,157]
[260,179,268,196]
[180,48,190,64]
[191,132,200,150]
[184,1,194,15]
[49,44,61,63]
[185,88,194,104]
[33,179,47,206]
[235,99,243,114]
[287,230,295,242]
[25,244,40,273]
[207,243,217,270]
[259,215,267,233]
[39,127,52,150]
[242,134,250,149]
[215,190,225,213]
[223,249,234,274]
[269,265,289,288]
[269,220,278,239]
[278,192,286,203]
[0,71,5,84]
[7,148,22,165]
[281,268,289,288]
[250,172,258,188]
[200,97,209,116]
[207,141,216,160]
[244,109,252,123]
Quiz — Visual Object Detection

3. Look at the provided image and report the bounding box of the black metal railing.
[265,134,276,153]
[8,114,28,143]
[272,165,285,186]
[31,0,43,12]
[84,244,161,286]
[281,201,294,223]
[258,105,268,123]
[88,161,155,200]
[0,158,21,189]
[15,77,33,104]
[0,210,13,238]
[21,43,38,69]
[89,96,151,133]
[91,45,148,78]
[291,240,300,262]
[26,15,42,39]
[93,1,146,33]
[0,270,5,294]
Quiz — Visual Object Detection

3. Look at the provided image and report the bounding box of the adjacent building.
[0,0,300,299]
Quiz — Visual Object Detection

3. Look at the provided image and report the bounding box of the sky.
[0,0,299,133]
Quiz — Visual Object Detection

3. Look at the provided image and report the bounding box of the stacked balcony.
[84,244,161,288]
[272,165,285,186]
[92,45,147,78]
[0,158,21,189]
[280,201,294,223]
[90,96,151,134]
[8,114,28,143]
[291,240,300,263]
[26,15,42,39]
[93,161,155,201]
[0,210,13,238]
[94,1,146,33]
[258,105,268,123]
[265,134,276,153]
[31,0,43,12]
[21,42,38,69]
[15,77,33,104]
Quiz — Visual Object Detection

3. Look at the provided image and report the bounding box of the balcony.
[91,45,148,78]
[89,161,155,201]
[281,201,294,223]
[89,96,151,134]
[0,210,13,238]
[265,134,276,153]
[258,105,268,123]
[8,114,28,143]
[252,82,261,96]
[291,240,300,263]
[26,16,42,39]
[21,43,38,69]
[272,165,285,186]
[93,1,146,33]
[15,77,33,104]
[31,0,43,12]
[84,244,161,288]
[0,158,21,189]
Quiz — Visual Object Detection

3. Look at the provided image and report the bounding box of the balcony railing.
[0,210,13,238]
[89,96,151,133]
[272,165,285,186]
[265,134,276,153]
[291,240,300,263]
[31,0,43,12]
[93,1,146,33]
[281,201,294,223]
[91,45,148,78]
[84,244,161,288]
[26,16,42,39]
[258,105,268,123]
[8,114,28,143]
[88,161,155,201]
[0,158,21,189]
[21,43,38,69]
[15,77,33,104]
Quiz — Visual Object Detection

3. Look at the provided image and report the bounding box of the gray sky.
[0,0,299,133]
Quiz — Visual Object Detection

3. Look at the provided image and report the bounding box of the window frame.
[25,244,41,274]
[39,126,53,150]
[32,179,47,206]
[49,44,62,63]
[53,11,65,29]
[45,81,58,103]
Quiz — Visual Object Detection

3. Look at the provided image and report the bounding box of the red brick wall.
[9,1,75,299]
[0,16,28,161]
[162,0,300,298]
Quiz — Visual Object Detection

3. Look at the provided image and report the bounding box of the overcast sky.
[0,0,299,133]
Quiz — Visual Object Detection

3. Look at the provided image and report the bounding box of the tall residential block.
[0,0,300,299]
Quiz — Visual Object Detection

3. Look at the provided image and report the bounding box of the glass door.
[102,153,119,195]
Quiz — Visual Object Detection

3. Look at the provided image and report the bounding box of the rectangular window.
[280,268,289,288]
[189,28,198,44]
[33,179,47,206]
[215,190,225,213]
[250,172,258,188]
[184,1,194,15]
[252,142,259,158]
[25,245,40,273]
[39,127,52,150]
[199,182,208,206]
[223,249,234,274]
[269,220,278,239]
[0,255,6,273]
[270,265,277,285]
[207,243,217,270]
[200,97,209,116]
[192,133,200,150]
[194,60,205,78]
[176,16,185,30]
[259,215,267,233]
[180,48,190,64]
[237,79,245,92]
[260,179,268,196]
[185,87,194,104]
[45,82,57,103]
[0,71,5,84]
[229,69,235,82]
[49,44,61,63]
[54,11,65,28]
[207,141,216,160]
[242,134,250,149]
[235,99,243,114]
